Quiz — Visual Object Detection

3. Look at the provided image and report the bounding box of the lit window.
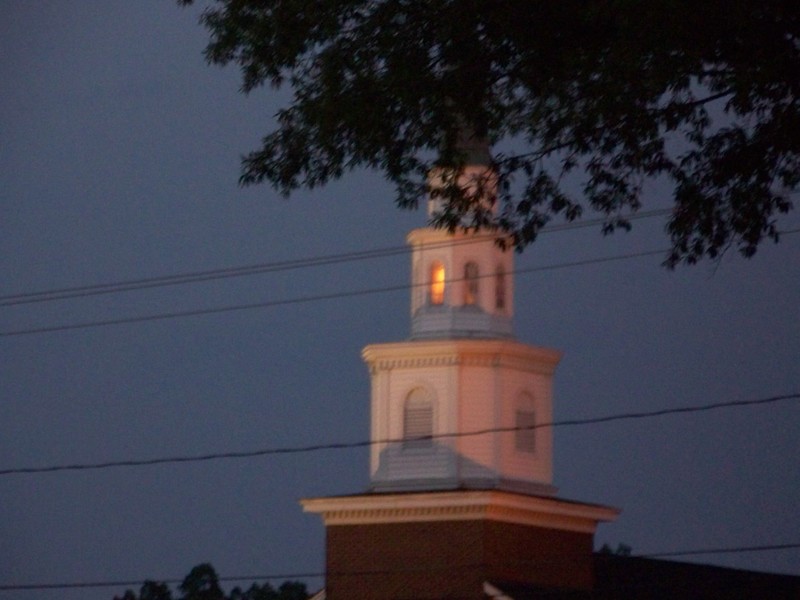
[404,388,433,450]
[495,266,506,310]
[464,262,479,305]
[430,262,445,305]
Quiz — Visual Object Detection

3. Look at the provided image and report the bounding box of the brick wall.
[325,520,594,599]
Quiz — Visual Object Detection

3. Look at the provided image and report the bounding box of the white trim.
[301,490,618,533]
[362,339,562,374]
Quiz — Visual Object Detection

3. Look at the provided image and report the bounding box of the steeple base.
[302,490,619,600]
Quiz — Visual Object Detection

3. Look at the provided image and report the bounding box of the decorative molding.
[362,339,562,374]
[301,490,619,533]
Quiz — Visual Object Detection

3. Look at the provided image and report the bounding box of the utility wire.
[0,392,795,476]
[0,210,672,307]
[4,227,798,338]
[642,542,800,559]
[0,247,667,337]
[1,543,798,592]
[0,574,325,592]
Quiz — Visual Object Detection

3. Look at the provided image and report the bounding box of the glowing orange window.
[430,262,445,305]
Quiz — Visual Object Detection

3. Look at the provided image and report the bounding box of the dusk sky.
[1,2,799,599]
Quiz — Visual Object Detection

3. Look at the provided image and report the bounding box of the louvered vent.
[404,390,433,450]
[515,410,536,453]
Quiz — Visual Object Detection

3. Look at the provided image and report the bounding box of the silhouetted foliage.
[178,0,799,266]
[112,564,307,600]
[599,543,633,557]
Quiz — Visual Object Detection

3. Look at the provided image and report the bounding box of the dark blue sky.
[1,2,799,599]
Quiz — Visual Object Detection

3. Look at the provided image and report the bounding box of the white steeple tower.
[362,145,561,494]
[301,139,618,600]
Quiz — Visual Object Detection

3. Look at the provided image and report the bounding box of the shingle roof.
[487,554,800,600]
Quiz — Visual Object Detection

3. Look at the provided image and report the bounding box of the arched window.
[463,262,479,305]
[495,266,506,310]
[403,388,433,449]
[515,393,536,453]
[429,261,445,305]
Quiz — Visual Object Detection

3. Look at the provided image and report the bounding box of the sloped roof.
[487,554,800,599]
[591,554,800,599]
[311,553,800,599]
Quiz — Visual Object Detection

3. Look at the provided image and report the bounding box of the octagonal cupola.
[408,228,514,339]
[409,144,513,340]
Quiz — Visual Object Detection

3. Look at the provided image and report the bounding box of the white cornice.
[362,339,562,374]
[301,490,618,534]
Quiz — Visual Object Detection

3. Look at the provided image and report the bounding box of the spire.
[427,129,494,219]
[455,128,491,166]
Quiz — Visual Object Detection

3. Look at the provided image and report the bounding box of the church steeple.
[301,140,618,600]
[362,149,559,494]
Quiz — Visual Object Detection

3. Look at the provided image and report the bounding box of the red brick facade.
[325,519,595,599]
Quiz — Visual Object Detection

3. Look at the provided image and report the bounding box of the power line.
[1,542,798,592]
[0,572,325,592]
[0,247,667,337]
[0,392,795,476]
[642,542,800,559]
[0,240,410,307]
[0,210,672,307]
[4,226,798,338]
